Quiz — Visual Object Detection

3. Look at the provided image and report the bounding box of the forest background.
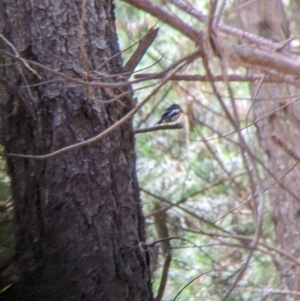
[1,0,300,300]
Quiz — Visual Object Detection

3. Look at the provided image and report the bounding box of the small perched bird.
[157,103,182,124]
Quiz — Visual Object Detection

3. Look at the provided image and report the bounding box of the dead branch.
[123,0,300,80]
[124,26,159,78]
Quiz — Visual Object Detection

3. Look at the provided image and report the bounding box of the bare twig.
[141,188,230,234]
[0,50,161,89]
[235,287,300,297]
[124,0,300,79]
[202,49,263,300]
[0,33,41,79]
[271,135,300,161]
[96,40,140,71]
[135,73,284,83]
[5,64,185,159]
[122,0,201,42]
[170,0,290,51]
[245,75,265,129]
[173,270,214,301]
[184,228,300,266]
[134,123,183,134]
[213,161,299,224]
[135,85,172,128]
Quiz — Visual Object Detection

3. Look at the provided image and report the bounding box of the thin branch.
[202,51,262,301]
[124,26,159,78]
[170,0,290,51]
[5,64,185,160]
[198,97,300,144]
[185,228,300,266]
[192,115,300,204]
[96,40,141,71]
[213,199,251,224]
[213,161,300,224]
[135,85,172,128]
[235,287,300,297]
[155,254,172,301]
[207,0,218,38]
[147,171,246,219]
[141,187,230,234]
[134,123,183,134]
[0,50,162,89]
[122,0,201,42]
[215,0,227,25]
[271,135,300,161]
[135,73,285,83]
[138,49,202,79]
[173,270,214,301]
[0,33,41,79]
[245,75,265,129]
[124,0,300,79]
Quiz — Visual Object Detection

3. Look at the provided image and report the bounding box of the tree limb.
[124,26,159,78]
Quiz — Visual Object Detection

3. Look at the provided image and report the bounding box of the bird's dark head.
[171,103,182,112]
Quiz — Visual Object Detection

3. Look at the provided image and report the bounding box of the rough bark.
[235,0,300,292]
[0,1,152,300]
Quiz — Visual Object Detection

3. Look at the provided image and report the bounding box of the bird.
[157,103,182,125]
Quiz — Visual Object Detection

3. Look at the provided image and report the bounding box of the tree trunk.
[235,0,300,292]
[0,1,152,300]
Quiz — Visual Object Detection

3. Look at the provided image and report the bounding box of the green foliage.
[116,1,282,300]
